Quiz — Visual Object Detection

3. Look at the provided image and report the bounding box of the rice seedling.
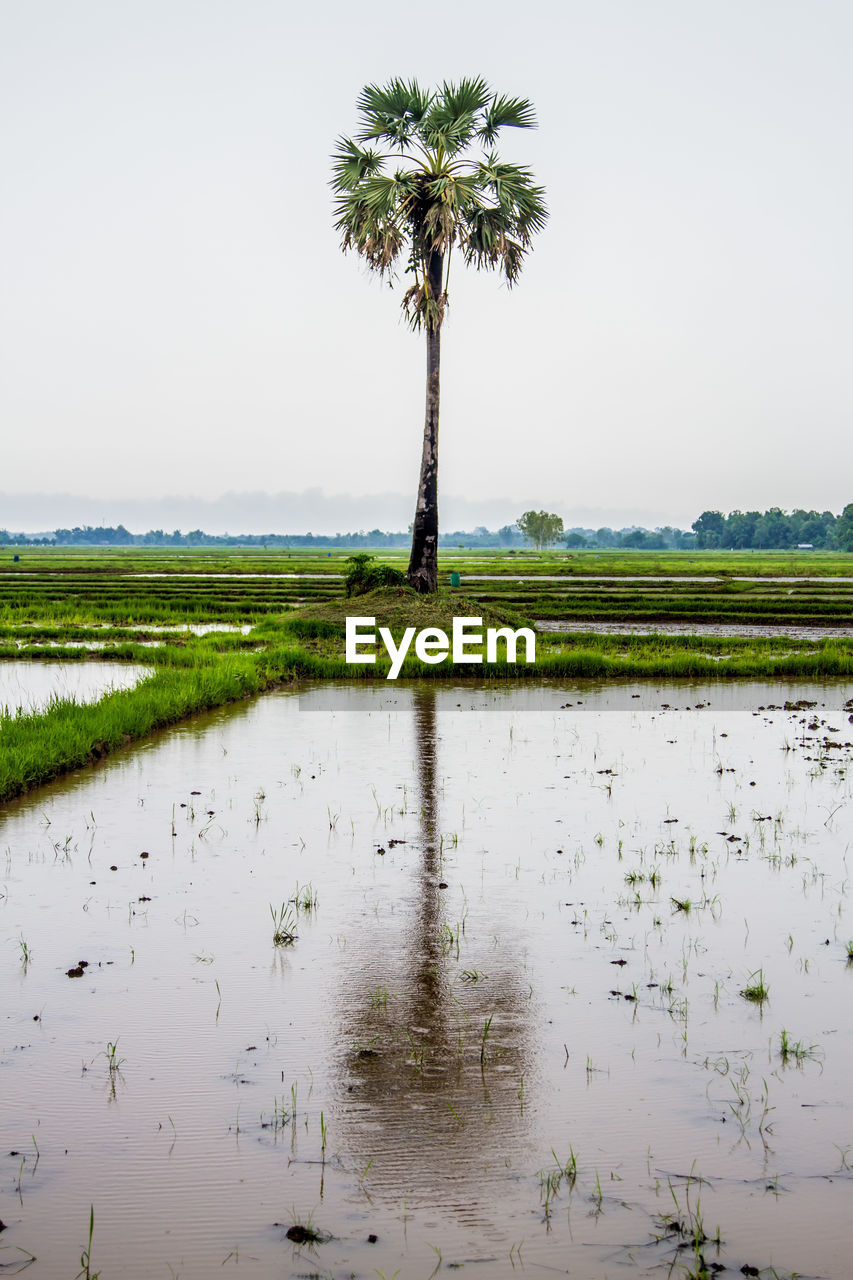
[480,1013,494,1066]
[102,1040,125,1073]
[292,882,319,912]
[539,1167,561,1219]
[778,1029,822,1066]
[740,969,769,1003]
[405,1029,425,1072]
[446,1100,463,1129]
[18,935,31,967]
[261,1095,294,1134]
[439,921,460,959]
[73,1205,101,1280]
[655,1176,721,1279]
[270,902,298,946]
[282,1208,330,1245]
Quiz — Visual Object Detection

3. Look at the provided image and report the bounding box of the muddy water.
[0,662,153,717]
[1,680,852,1278]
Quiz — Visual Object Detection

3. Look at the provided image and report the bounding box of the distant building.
[797,543,814,550]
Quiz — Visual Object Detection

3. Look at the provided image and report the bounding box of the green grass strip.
[0,654,298,802]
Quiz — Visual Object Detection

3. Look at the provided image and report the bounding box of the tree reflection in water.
[334,685,535,1227]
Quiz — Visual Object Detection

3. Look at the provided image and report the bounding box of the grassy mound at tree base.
[282,586,531,634]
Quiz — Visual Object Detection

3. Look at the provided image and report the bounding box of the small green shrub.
[344,553,407,597]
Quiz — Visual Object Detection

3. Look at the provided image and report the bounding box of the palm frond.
[438,76,491,118]
[357,173,409,218]
[355,78,434,147]
[418,77,493,158]
[478,93,537,144]
[475,157,549,237]
[335,197,407,276]
[330,138,384,193]
[461,205,532,285]
[420,106,479,158]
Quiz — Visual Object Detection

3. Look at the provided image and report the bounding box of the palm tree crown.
[332,76,548,330]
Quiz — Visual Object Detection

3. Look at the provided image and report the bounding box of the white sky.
[2,0,851,533]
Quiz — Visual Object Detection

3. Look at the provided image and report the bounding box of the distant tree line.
[691,506,853,551]
[560,525,695,551]
[1,504,851,550]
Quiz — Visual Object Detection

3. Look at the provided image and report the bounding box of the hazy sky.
[2,0,851,533]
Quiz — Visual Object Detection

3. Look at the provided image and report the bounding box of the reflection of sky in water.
[0,680,850,1279]
[0,661,152,716]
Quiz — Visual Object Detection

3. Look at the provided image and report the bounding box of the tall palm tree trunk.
[407,252,443,594]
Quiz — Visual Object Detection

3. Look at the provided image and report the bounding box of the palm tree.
[332,78,548,593]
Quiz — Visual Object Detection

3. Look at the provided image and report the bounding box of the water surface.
[1,679,851,1278]
[0,662,153,717]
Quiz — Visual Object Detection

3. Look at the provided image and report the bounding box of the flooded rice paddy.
[0,663,153,718]
[2,679,852,1278]
[537,620,853,640]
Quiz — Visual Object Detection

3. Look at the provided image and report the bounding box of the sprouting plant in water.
[845,939,853,963]
[446,1099,463,1128]
[18,935,31,968]
[653,1172,712,1249]
[261,1094,294,1134]
[459,968,487,982]
[439,921,460,958]
[778,1029,822,1066]
[740,968,769,1003]
[292,882,319,912]
[655,1168,720,1276]
[74,1205,101,1280]
[480,1013,494,1066]
[671,896,692,913]
[283,1207,330,1245]
[538,1149,577,1220]
[102,1040,125,1073]
[539,1167,561,1219]
[406,1028,425,1072]
[270,902,298,946]
[369,986,388,1009]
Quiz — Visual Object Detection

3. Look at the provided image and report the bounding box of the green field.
[3,545,853,626]
[2,546,852,802]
